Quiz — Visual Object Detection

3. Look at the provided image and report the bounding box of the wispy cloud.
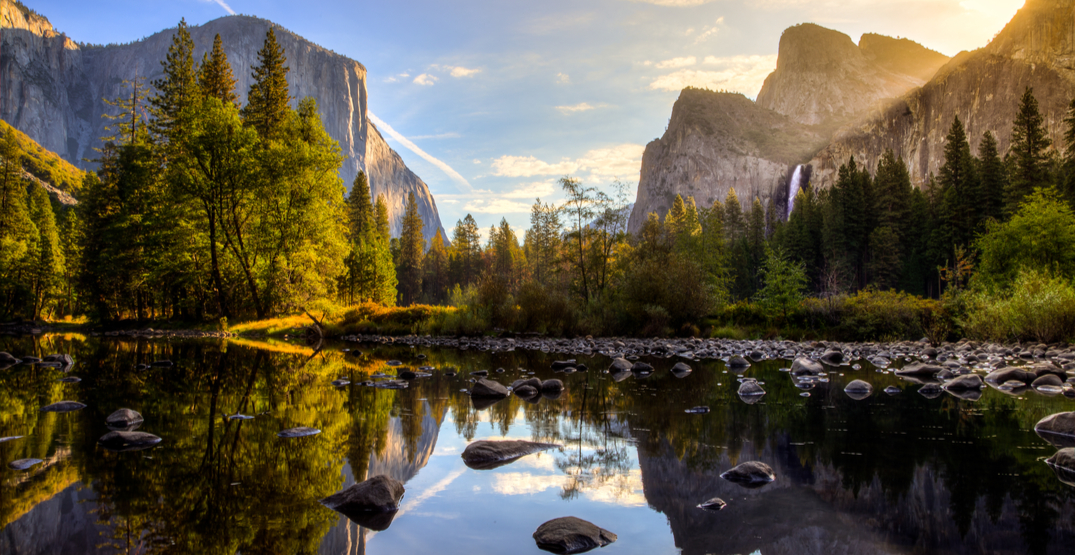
[384,72,410,83]
[556,72,571,84]
[490,144,644,182]
[368,112,473,193]
[554,102,609,114]
[463,198,534,214]
[411,132,462,140]
[655,56,697,69]
[694,16,724,43]
[203,0,236,15]
[491,155,579,177]
[413,73,438,86]
[649,55,777,97]
[433,65,482,78]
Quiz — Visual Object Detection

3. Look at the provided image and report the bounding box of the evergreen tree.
[198,33,239,107]
[977,131,1007,225]
[345,171,373,241]
[560,176,595,301]
[451,214,482,288]
[756,245,807,323]
[149,19,199,142]
[524,199,562,288]
[396,192,425,305]
[26,185,64,319]
[723,188,743,242]
[0,134,35,317]
[745,197,766,295]
[698,199,727,296]
[375,194,391,243]
[422,228,450,303]
[869,150,912,289]
[938,116,978,252]
[243,27,291,140]
[102,78,150,145]
[825,157,873,288]
[1007,87,1053,211]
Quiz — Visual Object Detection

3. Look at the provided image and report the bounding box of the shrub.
[801,289,937,341]
[963,268,1075,343]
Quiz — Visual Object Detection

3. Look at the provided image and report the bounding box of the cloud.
[694,16,724,43]
[450,66,482,78]
[556,72,571,84]
[368,112,473,193]
[655,56,697,69]
[473,159,482,164]
[202,0,235,15]
[384,72,410,83]
[555,102,609,114]
[410,132,462,140]
[490,144,644,181]
[413,73,438,86]
[463,198,534,214]
[649,55,777,97]
[502,181,557,199]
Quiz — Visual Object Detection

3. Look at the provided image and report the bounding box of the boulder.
[42,353,74,369]
[471,378,509,398]
[397,370,417,380]
[727,355,750,368]
[512,377,542,390]
[918,384,943,399]
[541,379,564,394]
[277,427,320,438]
[738,381,766,397]
[0,352,18,365]
[630,362,654,373]
[1033,374,1064,389]
[944,374,984,391]
[1046,448,1075,487]
[8,458,43,471]
[1035,412,1075,447]
[105,408,143,429]
[819,350,844,366]
[720,461,775,487]
[895,363,943,378]
[844,379,873,400]
[671,362,692,377]
[514,385,539,399]
[790,357,824,376]
[551,360,577,370]
[608,358,632,373]
[98,431,162,452]
[320,475,405,531]
[461,439,560,470]
[40,401,86,413]
[985,367,1035,385]
[533,516,617,554]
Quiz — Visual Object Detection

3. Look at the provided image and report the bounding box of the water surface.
[0,335,1072,554]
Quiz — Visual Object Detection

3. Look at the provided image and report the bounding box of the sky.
[23,0,1025,238]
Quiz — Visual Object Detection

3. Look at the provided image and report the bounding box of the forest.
[1,20,1074,343]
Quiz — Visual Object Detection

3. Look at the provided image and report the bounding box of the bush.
[963,268,1075,343]
[801,289,937,341]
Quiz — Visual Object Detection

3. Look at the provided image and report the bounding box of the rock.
[608,358,632,373]
[923,347,939,359]
[277,427,320,438]
[9,458,43,471]
[58,376,81,383]
[630,362,654,374]
[471,378,509,398]
[738,381,766,397]
[514,385,539,398]
[98,431,163,452]
[1035,413,1075,447]
[0,436,24,443]
[397,370,417,380]
[918,383,943,399]
[720,461,776,487]
[551,360,577,370]
[883,386,901,395]
[611,370,632,382]
[844,379,873,400]
[470,370,489,377]
[105,408,144,429]
[944,374,984,391]
[1033,374,1064,389]
[40,401,85,413]
[386,360,403,366]
[332,379,351,387]
[727,355,750,368]
[512,378,542,390]
[320,475,405,531]
[0,352,18,364]
[533,516,617,554]
[461,439,560,470]
[671,362,692,377]
[819,350,844,366]
[1045,448,1075,487]
[373,380,408,390]
[697,497,727,511]
[540,379,564,394]
[986,367,1036,385]
[790,357,824,376]
[895,363,943,378]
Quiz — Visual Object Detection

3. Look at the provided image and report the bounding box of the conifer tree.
[451,214,482,287]
[938,116,978,252]
[150,19,199,142]
[422,228,450,303]
[397,192,425,305]
[27,185,64,319]
[723,188,743,242]
[243,27,291,140]
[1007,87,1053,211]
[103,78,150,145]
[524,199,561,287]
[345,171,373,241]
[198,34,239,106]
[977,131,1007,225]
[869,150,912,289]
[375,194,391,243]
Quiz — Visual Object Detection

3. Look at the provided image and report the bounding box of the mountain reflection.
[0,335,1072,555]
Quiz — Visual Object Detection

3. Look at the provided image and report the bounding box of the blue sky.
[24,0,1024,237]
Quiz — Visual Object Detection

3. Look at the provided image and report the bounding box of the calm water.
[0,334,1072,555]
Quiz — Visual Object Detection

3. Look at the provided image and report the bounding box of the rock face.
[0,1,445,241]
[532,516,617,554]
[756,24,946,127]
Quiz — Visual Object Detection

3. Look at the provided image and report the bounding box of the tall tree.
[396,192,425,305]
[938,116,978,252]
[1063,96,1075,206]
[422,228,450,304]
[451,214,482,288]
[149,18,199,143]
[560,176,595,302]
[1007,87,1053,211]
[870,149,912,289]
[374,194,391,243]
[977,131,1007,225]
[198,33,239,107]
[524,199,562,288]
[345,171,373,241]
[26,185,64,319]
[242,27,291,140]
[102,78,150,145]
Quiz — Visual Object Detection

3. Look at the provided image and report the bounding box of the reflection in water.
[0,335,1072,554]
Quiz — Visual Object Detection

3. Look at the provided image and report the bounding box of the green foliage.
[964,268,1075,343]
[242,27,291,140]
[756,245,807,322]
[1007,87,1053,211]
[0,120,87,194]
[198,33,239,106]
[975,188,1075,289]
[802,289,937,341]
[397,192,425,305]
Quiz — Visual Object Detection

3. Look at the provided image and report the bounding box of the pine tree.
[869,150,912,289]
[397,192,425,305]
[451,214,482,287]
[977,131,1007,225]
[27,185,64,319]
[723,188,743,242]
[102,78,150,145]
[422,228,450,303]
[524,199,561,288]
[375,194,392,242]
[938,116,978,253]
[243,27,291,140]
[198,33,238,107]
[149,19,199,142]
[1007,87,1053,211]
[345,171,373,241]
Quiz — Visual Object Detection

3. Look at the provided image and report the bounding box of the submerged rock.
[0,352,18,365]
[551,360,577,370]
[320,475,405,531]
[697,497,727,511]
[1035,413,1075,447]
[720,461,775,488]
[671,362,692,377]
[58,376,81,383]
[819,350,844,366]
[790,357,824,376]
[471,378,510,398]
[105,408,144,429]
[40,401,86,413]
[738,380,766,397]
[98,431,162,452]
[895,363,943,378]
[630,361,654,374]
[151,360,173,367]
[944,374,984,391]
[844,379,873,400]
[1046,448,1075,487]
[883,386,901,395]
[533,516,617,554]
[726,355,750,369]
[9,458,43,471]
[461,439,560,470]
[608,358,633,373]
[540,379,564,395]
[918,383,943,399]
[277,427,320,438]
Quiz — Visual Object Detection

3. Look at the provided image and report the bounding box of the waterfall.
[786,165,804,219]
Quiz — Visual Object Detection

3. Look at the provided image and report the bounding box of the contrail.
[368,111,473,193]
[211,0,236,15]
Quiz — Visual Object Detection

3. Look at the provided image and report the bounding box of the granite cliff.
[0,1,445,240]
